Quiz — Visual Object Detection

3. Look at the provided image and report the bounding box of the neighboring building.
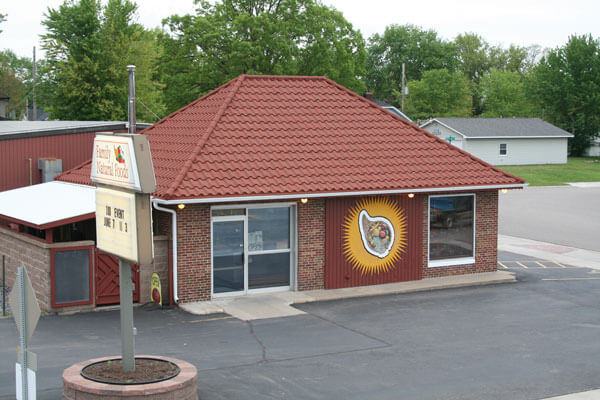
[420,118,574,165]
[371,99,413,123]
[0,93,9,118]
[0,120,150,192]
[0,75,524,312]
[584,138,600,157]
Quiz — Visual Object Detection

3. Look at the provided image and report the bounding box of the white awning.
[0,181,95,228]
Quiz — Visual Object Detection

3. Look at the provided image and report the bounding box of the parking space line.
[497,261,509,269]
[553,261,567,268]
[516,261,529,269]
[535,261,548,269]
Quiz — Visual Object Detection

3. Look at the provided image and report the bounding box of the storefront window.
[248,208,290,251]
[429,195,475,266]
[52,247,92,306]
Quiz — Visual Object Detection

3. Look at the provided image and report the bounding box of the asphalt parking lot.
[2,251,600,400]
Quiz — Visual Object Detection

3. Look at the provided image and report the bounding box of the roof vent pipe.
[127,65,136,134]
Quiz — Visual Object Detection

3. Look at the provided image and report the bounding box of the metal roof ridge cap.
[153,183,528,205]
[165,75,247,197]
[145,76,241,132]
[319,76,421,130]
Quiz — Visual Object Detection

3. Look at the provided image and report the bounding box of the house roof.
[421,118,574,139]
[57,75,524,202]
[0,120,152,141]
[0,181,95,229]
[371,99,413,122]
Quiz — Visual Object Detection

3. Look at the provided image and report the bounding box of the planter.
[62,355,197,399]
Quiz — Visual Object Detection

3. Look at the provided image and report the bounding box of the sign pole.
[18,267,28,400]
[119,258,135,372]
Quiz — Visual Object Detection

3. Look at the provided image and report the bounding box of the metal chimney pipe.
[127,65,136,134]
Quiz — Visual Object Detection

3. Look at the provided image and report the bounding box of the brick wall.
[421,190,498,278]
[297,199,325,291]
[138,236,170,304]
[0,227,52,310]
[173,200,327,303]
[176,204,211,302]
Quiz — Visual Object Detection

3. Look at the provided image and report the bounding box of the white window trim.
[499,143,507,156]
[427,193,476,268]
[211,202,297,298]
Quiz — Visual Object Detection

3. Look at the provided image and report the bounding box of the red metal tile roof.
[57,75,524,200]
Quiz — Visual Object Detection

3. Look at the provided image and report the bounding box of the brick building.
[2,75,524,311]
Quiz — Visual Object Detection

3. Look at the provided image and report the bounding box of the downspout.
[152,200,178,303]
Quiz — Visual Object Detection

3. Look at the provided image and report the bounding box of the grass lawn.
[498,157,600,186]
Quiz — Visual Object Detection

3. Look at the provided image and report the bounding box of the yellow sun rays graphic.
[342,197,407,275]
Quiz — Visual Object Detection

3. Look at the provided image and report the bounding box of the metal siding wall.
[0,133,96,191]
[325,195,423,289]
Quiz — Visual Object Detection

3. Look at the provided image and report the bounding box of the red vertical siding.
[325,195,423,289]
[0,132,97,192]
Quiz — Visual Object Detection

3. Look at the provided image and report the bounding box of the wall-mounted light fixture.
[300,198,308,204]
[177,203,186,210]
[407,193,415,198]
[501,189,508,194]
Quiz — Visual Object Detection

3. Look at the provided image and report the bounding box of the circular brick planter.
[62,355,197,399]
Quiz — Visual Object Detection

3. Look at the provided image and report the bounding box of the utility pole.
[32,47,37,121]
[401,62,406,113]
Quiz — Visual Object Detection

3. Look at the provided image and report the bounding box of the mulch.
[81,358,179,385]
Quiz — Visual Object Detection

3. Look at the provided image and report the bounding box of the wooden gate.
[95,249,140,305]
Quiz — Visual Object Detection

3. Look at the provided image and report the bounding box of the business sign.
[91,134,156,193]
[96,186,154,264]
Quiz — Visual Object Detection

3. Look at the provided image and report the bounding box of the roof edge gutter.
[151,200,178,303]
[152,183,527,205]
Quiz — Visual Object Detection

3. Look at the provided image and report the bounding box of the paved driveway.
[499,186,600,251]
[2,252,600,400]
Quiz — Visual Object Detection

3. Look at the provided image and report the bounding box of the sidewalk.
[542,389,600,399]
[499,234,600,269]
[180,270,516,320]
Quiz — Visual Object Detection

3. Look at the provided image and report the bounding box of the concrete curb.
[541,389,600,399]
[180,271,516,320]
[499,235,600,269]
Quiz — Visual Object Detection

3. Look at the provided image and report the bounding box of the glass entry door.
[212,219,245,294]
[212,206,294,297]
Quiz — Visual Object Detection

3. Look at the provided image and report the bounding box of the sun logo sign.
[343,197,407,275]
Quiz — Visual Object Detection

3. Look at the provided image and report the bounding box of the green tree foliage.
[526,35,600,155]
[0,50,31,119]
[41,0,164,121]
[0,13,6,34]
[159,0,366,113]
[480,69,534,117]
[404,69,472,120]
[366,24,457,102]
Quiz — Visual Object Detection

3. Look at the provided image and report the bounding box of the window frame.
[427,194,476,268]
[50,245,94,308]
[210,202,298,298]
[499,143,507,156]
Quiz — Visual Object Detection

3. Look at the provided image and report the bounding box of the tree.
[0,13,5,34]
[0,50,31,119]
[41,0,164,121]
[480,69,534,117]
[404,69,472,120]
[159,0,365,113]
[366,24,458,103]
[526,35,600,155]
